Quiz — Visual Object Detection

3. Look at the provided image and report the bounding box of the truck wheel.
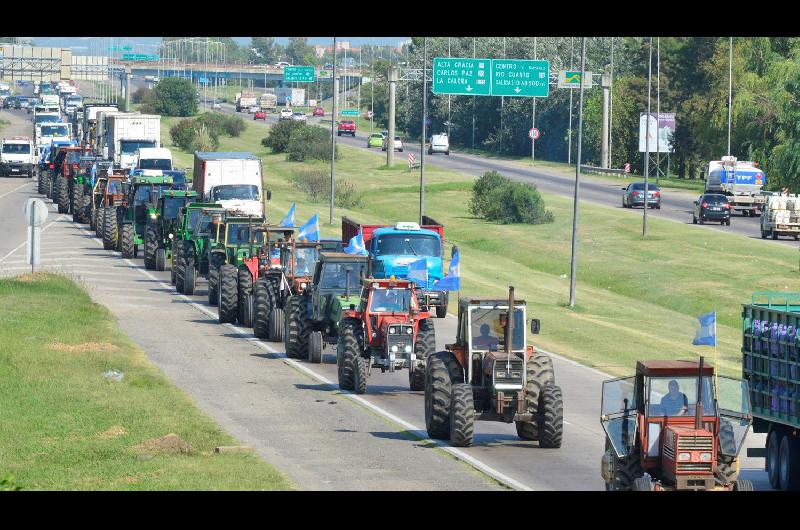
[632,476,654,491]
[102,208,117,250]
[449,383,475,447]
[253,278,271,338]
[144,225,157,270]
[779,435,800,491]
[155,248,166,272]
[537,384,564,448]
[517,350,556,441]
[424,351,464,440]
[120,224,135,259]
[237,267,254,326]
[733,479,753,491]
[183,251,196,296]
[726,219,732,226]
[308,330,323,363]
[410,318,435,391]
[337,318,363,391]
[767,429,782,489]
[218,264,239,324]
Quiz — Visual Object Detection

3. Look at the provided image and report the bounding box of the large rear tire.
[237,267,253,326]
[308,330,323,363]
[120,224,135,259]
[409,317,435,391]
[449,383,475,447]
[716,420,740,484]
[102,208,117,250]
[537,384,564,448]
[285,295,309,358]
[424,351,464,440]
[144,224,157,270]
[337,318,363,391]
[207,253,225,306]
[218,264,239,324]
[606,441,644,491]
[183,250,196,296]
[516,350,556,441]
[767,430,782,489]
[253,278,271,338]
[56,177,69,214]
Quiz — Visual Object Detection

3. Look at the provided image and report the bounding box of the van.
[428,133,450,156]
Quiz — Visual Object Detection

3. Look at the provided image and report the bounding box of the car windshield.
[293,247,318,276]
[375,234,441,257]
[2,143,30,154]
[163,197,190,221]
[369,288,412,313]
[211,185,259,201]
[139,158,172,170]
[469,307,525,351]
[648,376,716,417]
[226,224,264,245]
[319,261,364,290]
[370,134,382,139]
[41,125,69,136]
[630,183,659,191]
[121,140,157,155]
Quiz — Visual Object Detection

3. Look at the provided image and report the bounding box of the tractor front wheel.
[144,225,158,270]
[218,264,239,324]
[120,224,135,259]
[337,318,363,391]
[435,293,448,318]
[56,177,69,214]
[285,296,309,358]
[102,208,117,250]
[207,253,225,306]
[95,207,104,239]
[536,384,564,448]
[449,383,475,447]
[308,331,323,363]
[237,267,254,326]
[155,248,166,272]
[182,249,196,296]
[270,306,284,342]
[410,317,435,391]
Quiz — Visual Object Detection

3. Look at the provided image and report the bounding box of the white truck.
[81,104,119,147]
[192,152,264,217]
[103,113,160,169]
[40,93,60,107]
[135,147,172,171]
[259,93,277,113]
[760,194,800,240]
[706,156,766,216]
[276,87,305,107]
[427,133,450,155]
[35,123,72,156]
[236,92,258,112]
[0,136,35,178]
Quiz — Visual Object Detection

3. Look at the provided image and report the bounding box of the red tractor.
[601,357,753,491]
[337,277,436,394]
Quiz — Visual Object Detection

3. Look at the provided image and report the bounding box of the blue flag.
[297,214,319,242]
[433,248,460,291]
[343,226,369,255]
[692,311,717,347]
[407,258,429,287]
[279,202,296,228]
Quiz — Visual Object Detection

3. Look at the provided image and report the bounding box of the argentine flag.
[407,258,429,287]
[279,203,296,228]
[433,248,460,291]
[297,214,319,242]
[692,311,717,347]
[344,227,368,255]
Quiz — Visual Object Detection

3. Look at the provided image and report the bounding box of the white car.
[382,135,404,152]
[249,105,260,114]
[274,62,291,69]
[291,112,307,123]
[428,133,450,155]
[0,136,35,178]
[280,108,293,120]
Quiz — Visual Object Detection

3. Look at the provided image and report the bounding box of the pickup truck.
[337,120,356,137]
[341,216,450,318]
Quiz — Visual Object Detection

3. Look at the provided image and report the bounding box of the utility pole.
[387,67,397,167]
[420,37,428,225]
[531,36,537,164]
[656,37,661,184]
[472,37,476,149]
[644,37,653,238]
[447,37,451,138]
[569,37,587,309]
[728,36,733,156]
[567,37,574,165]
[330,37,337,225]
[601,72,611,168]
[609,37,615,168]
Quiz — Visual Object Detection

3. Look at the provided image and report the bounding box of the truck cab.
[135,147,173,171]
[0,136,35,178]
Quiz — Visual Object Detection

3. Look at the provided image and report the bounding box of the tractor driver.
[660,379,689,416]
[371,289,404,313]
[472,323,500,350]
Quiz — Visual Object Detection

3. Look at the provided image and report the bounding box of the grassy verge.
[0,272,292,491]
[164,117,800,378]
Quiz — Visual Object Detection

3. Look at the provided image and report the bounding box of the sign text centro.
[491,59,549,97]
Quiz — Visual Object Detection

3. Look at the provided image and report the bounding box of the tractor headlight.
[404,345,412,353]
[168,233,174,239]
[391,345,398,353]
[700,452,712,462]
[389,327,396,334]
[149,213,156,219]
[300,282,306,290]
[678,452,691,462]
[405,327,413,334]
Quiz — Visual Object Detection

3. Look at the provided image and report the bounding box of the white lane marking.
[0,214,67,264]
[0,181,33,201]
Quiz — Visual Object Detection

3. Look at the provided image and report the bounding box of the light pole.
[568,37,574,165]
[609,37,614,168]
[656,37,661,185]
[643,37,653,238]
[420,37,428,225]
[531,36,537,164]
[569,37,587,309]
[330,37,337,225]
[728,36,732,156]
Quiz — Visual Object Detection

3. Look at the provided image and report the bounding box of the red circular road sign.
[529,128,540,141]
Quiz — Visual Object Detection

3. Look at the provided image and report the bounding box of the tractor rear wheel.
[56,177,69,214]
[120,224,135,259]
[207,253,225,306]
[337,318,363,391]
[536,384,564,448]
[632,476,655,491]
[253,278,271,339]
[449,383,475,447]
[606,441,644,491]
[285,296,309,358]
[237,267,253,326]
[424,351,464,440]
[409,317,435,391]
[95,207,104,239]
[182,249,196,295]
[102,208,117,250]
[155,248,166,272]
[144,225,157,270]
[308,330,323,363]
[516,350,556,441]
[218,264,239,324]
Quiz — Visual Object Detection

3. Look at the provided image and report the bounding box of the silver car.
[622,182,661,209]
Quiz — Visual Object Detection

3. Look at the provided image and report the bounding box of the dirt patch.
[50,342,119,353]
[95,425,128,439]
[135,433,193,455]
[14,272,51,282]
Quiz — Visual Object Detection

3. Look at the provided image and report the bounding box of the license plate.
[10,168,19,172]
[711,207,720,211]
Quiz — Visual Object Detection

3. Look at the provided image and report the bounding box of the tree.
[286,37,313,66]
[250,37,281,65]
[147,77,197,117]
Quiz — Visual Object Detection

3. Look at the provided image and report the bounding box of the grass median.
[0,272,291,491]
[163,117,800,378]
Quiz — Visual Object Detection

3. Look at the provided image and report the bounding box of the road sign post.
[284,66,316,83]
[23,198,48,273]
[528,127,540,141]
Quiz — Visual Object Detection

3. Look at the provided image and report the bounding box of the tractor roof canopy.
[131,175,173,185]
[636,360,715,377]
[458,297,527,309]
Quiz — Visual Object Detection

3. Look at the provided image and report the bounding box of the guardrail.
[580,165,628,176]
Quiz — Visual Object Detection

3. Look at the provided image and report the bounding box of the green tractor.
[143,189,199,271]
[290,252,369,363]
[72,156,107,225]
[174,205,226,295]
[213,215,267,323]
[96,173,130,250]
[115,174,175,259]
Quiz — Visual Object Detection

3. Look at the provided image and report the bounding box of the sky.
[32,37,411,52]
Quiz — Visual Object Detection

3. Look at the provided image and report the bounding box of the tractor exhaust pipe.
[506,286,514,356]
[695,356,704,430]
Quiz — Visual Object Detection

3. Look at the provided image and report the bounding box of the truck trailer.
[706,156,766,216]
[103,113,161,169]
[192,151,265,217]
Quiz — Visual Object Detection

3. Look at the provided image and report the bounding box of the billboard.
[639,112,675,153]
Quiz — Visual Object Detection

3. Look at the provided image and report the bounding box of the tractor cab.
[217,216,266,267]
[280,240,321,292]
[600,358,752,491]
[127,175,174,225]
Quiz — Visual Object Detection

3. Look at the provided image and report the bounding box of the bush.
[196,112,245,138]
[469,170,554,225]
[131,87,148,104]
[191,123,217,151]
[170,119,198,152]
[262,120,304,153]
[286,126,339,162]
[290,166,363,209]
[149,77,197,117]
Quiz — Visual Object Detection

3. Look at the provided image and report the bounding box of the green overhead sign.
[433,57,551,97]
[122,54,160,61]
[283,66,315,83]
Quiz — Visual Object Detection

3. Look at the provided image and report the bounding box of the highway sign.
[558,70,593,89]
[432,57,491,96]
[340,109,359,116]
[529,128,540,141]
[284,66,315,83]
[317,69,332,79]
[122,54,160,61]
[491,59,549,97]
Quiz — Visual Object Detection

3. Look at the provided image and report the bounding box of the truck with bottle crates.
[742,291,800,490]
[760,194,800,240]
